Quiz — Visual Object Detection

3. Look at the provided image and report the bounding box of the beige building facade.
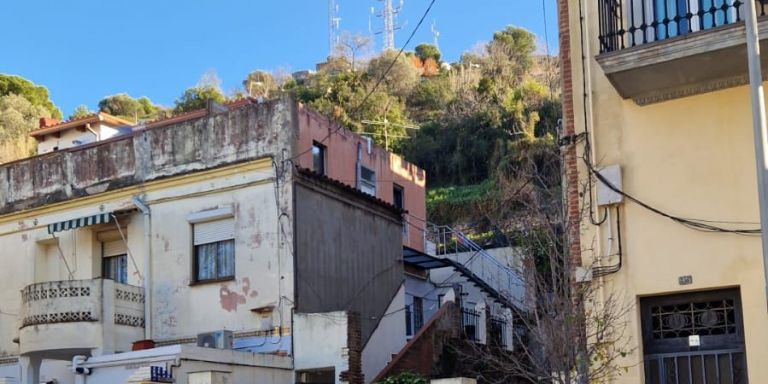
[561,0,768,382]
[0,97,421,384]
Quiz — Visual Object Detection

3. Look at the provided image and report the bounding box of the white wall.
[404,275,440,335]
[294,312,349,384]
[0,360,74,384]
[0,162,289,361]
[362,284,407,384]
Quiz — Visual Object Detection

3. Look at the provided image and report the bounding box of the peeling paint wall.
[0,98,295,216]
[0,98,298,364]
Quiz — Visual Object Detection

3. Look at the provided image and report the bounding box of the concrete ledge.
[82,345,293,370]
[596,18,768,104]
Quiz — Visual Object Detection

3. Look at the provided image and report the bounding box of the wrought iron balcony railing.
[598,0,768,53]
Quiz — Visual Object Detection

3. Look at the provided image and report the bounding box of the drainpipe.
[85,123,100,141]
[133,196,152,340]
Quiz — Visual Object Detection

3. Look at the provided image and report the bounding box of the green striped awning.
[48,213,112,234]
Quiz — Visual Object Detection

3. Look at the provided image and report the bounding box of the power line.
[584,160,761,235]
[542,0,549,54]
[287,0,438,165]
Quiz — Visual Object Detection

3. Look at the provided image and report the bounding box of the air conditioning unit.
[196,330,234,349]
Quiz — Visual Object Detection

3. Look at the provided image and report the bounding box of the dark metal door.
[640,288,748,384]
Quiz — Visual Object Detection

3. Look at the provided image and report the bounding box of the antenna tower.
[374,0,402,51]
[431,20,439,48]
[328,0,341,57]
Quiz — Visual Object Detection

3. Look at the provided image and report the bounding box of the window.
[413,296,424,331]
[312,142,326,175]
[393,184,407,239]
[405,296,424,337]
[296,368,335,384]
[359,166,376,196]
[102,239,128,284]
[405,304,413,336]
[640,288,747,383]
[193,218,235,282]
[392,184,404,210]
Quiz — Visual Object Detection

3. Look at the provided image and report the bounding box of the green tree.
[414,43,441,62]
[98,93,161,121]
[366,50,421,99]
[0,94,50,162]
[0,75,61,118]
[407,75,453,121]
[484,26,537,96]
[70,104,92,119]
[174,85,227,113]
[243,71,277,99]
[377,372,427,384]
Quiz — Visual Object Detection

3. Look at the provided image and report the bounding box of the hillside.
[0,26,560,233]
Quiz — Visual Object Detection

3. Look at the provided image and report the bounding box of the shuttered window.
[193,218,236,282]
[102,239,128,284]
[193,219,235,246]
[103,240,127,257]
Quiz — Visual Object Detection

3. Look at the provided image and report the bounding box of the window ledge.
[189,276,236,286]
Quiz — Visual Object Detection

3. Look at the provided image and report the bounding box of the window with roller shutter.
[102,239,128,284]
[192,217,236,282]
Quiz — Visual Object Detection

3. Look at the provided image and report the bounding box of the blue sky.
[1,1,556,116]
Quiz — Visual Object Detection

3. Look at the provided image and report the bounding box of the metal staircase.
[426,225,525,310]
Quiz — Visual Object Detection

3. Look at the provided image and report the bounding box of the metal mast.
[328,0,341,57]
[744,0,768,306]
[374,0,401,51]
[382,0,394,50]
[431,20,439,48]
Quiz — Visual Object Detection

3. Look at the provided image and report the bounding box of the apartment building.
[0,97,425,384]
[561,0,768,382]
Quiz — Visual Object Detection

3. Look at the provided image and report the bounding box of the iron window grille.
[461,308,481,342]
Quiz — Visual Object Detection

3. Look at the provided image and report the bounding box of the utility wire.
[542,0,551,57]
[286,0,438,164]
[584,160,761,235]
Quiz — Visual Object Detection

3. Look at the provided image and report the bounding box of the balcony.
[19,279,144,357]
[597,0,768,104]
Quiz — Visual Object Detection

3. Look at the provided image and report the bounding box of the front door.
[640,288,748,384]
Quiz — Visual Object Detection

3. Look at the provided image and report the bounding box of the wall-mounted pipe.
[72,355,90,376]
[133,196,152,340]
[85,123,100,141]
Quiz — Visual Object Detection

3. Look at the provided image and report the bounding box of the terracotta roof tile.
[295,166,406,214]
[29,112,135,138]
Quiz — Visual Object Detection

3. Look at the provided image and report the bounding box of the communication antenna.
[374,0,403,51]
[431,20,440,48]
[328,0,342,57]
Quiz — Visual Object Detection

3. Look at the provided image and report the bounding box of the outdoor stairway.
[426,224,524,310]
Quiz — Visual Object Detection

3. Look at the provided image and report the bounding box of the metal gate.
[640,288,748,384]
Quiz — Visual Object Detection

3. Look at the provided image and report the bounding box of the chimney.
[39,117,60,128]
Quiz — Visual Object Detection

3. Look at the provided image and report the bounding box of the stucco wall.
[0,99,298,363]
[295,106,427,251]
[293,175,404,344]
[0,98,294,216]
[569,1,768,382]
[362,284,407,384]
[294,312,350,384]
